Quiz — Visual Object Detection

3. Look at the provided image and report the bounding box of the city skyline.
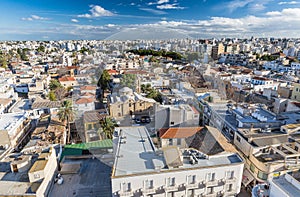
[1,0,300,40]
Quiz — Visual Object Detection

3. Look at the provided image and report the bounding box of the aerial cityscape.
[1,0,300,197]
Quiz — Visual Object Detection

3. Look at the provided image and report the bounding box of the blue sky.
[0,0,300,40]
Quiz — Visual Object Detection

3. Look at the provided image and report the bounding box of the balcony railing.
[205,192,216,197]
[185,181,205,189]
[205,179,219,187]
[163,185,178,192]
[141,187,156,195]
[224,177,236,184]
[119,190,134,197]
[185,182,199,189]
[224,190,236,196]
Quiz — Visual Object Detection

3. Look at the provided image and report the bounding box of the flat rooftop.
[10,99,31,113]
[49,158,112,197]
[0,112,28,135]
[271,175,300,197]
[113,126,243,177]
[0,154,37,196]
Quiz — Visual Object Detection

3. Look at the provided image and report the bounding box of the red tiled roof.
[107,69,119,74]
[160,127,203,139]
[80,86,97,91]
[75,97,95,104]
[252,76,271,81]
[80,92,95,97]
[59,76,76,82]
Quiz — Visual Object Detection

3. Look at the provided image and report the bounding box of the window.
[207,187,214,194]
[226,184,233,191]
[177,138,182,146]
[226,171,234,179]
[34,174,40,179]
[122,182,131,192]
[129,103,131,107]
[170,121,174,125]
[188,175,196,184]
[206,173,215,181]
[144,180,153,189]
[250,163,255,173]
[236,135,241,142]
[140,103,143,106]
[257,171,268,180]
[87,124,92,130]
[167,177,175,186]
[168,139,173,145]
[187,189,195,197]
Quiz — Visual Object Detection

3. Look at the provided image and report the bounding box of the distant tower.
[136,75,141,93]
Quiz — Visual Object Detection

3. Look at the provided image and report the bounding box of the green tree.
[97,70,110,95]
[120,74,136,90]
[186,52,200,62]
[49,79,62,91]
[48,91,57,101]
[0,52,8,68]
[37,45,45,53]
[141,84,162,103]
[100,117,118,139]
[58,100,75,144]
[141,83,152,94]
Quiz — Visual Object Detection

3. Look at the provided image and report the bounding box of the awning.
[242,169,255,187]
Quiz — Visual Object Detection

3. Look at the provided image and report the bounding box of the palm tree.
[58,100,74,144]
[100,117,118,139]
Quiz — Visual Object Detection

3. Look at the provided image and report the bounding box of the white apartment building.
[111,126,244,197]
[251,76,278,92]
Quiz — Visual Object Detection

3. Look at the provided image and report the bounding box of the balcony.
[205,192,216,197]
[224,190,236,196]
[224,177,236,184]
[163,185,178,192]
[119,190,134,197]
[141,187,156,195]
[185,182,199,189]
[185,181,205,189]
[205,179,219,187]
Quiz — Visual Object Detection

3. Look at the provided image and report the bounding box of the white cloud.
[278,1,299,5]
[248,3,266,12]
[148,0,169,5]
[13,8,300,40]
[21,15,49,21]
[78,5,114,18]
[157,0,169,4]
[157,4,185,9]
[71,19,79,23]
[226,0,253,12]
[226,0,272,13]
[106,24,116,27]
[265,11,282,16]
[139,8,167,15]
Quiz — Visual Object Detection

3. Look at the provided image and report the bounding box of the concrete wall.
[234,132,252,157]
[35,148,58,197]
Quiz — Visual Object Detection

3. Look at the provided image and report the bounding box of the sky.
[0,0,300,40]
